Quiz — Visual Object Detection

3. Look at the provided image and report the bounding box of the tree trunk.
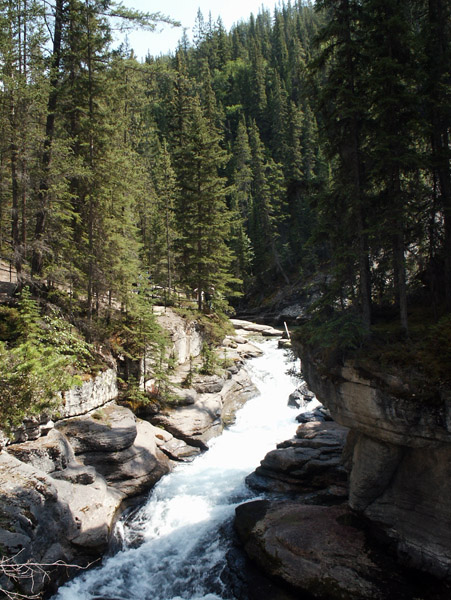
[31,0,64,277]
[393,229,408,334]
[428,0,451,310]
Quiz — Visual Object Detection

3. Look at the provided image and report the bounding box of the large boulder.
[151,395,223,449]
[55,404,137,454]
[235,501,382,600]
[77,418,171,496]
[0,452,123,597]
[246,420,348,501]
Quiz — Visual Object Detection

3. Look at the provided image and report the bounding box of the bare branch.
[0,550,99,600]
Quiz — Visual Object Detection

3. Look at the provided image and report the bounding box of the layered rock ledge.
[298,345,451,580]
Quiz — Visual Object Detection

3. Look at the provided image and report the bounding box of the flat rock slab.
[55,404,137,454]
[230,319,281,337]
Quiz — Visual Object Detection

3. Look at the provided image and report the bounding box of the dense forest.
[0,0,450,428]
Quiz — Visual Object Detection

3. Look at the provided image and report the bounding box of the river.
[53,339,318,600]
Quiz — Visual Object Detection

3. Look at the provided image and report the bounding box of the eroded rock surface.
[299,346,451,579]
[0,452,123,597]
[235,501,382,600]
[235,499,451,600]
[246,420,348,502]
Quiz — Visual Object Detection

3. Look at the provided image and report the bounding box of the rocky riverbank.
[231,339,451,600]
[298,345,451,580]
[0,311,270,598]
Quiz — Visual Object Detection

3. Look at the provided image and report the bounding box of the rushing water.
[53,339,318,600]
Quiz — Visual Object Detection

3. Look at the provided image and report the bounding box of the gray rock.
[151,393,222,448]
[55,404,137,454]
[159,437,202,462]
[246,421,348,496]
[51,463,97,485]
[296,406,332,423]
[287,390,304,408]
[299,348,451,579]
[59,368,118,419]
[151,367,257,447]
[0,452,123,597]
[363,443,451,578]
[348,433,403,511]
[235,501,382,600]
[300,351,451,447]
[192,374,225,394]
[156,309,204,365]
[221,367,258,426]
[77,419,171,496]
[6,429,75,473]
[169,387,197,406]
[230,319,282,337]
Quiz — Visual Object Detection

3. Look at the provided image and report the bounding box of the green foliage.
[0,290,79,434]
[0,306,20,343]
[364,312,451,394]
[182,357,195,388]
[197,312,235,346]
[121,375,150,405]
[40,308,94,371]
[297,309,368,365]
[199,342,218,375]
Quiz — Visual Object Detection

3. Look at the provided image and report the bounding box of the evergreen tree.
[424,0,451,309]
[313,0,372,330]
[172,93,237,311]
[229,118,254,287]
[362,0,421,333]
[248,119,288,284]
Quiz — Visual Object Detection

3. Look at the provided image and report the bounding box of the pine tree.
[313,0,372,330]
[229,118,254,286]
[172,93,237,311]
[424,0,451,310]
[248,119,288,284]
[362,0,421,334]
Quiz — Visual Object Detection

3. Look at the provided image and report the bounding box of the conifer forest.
[0,0,450,428]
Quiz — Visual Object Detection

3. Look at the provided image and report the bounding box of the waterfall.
[53,339,317,600]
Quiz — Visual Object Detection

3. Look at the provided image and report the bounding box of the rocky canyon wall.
[299,345,451,579]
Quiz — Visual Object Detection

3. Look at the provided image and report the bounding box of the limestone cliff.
[298,343,451,579]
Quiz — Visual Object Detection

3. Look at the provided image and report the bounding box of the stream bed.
[52,340,316,600]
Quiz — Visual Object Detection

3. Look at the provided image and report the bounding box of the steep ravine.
[247,337,451,599]
[0,311,278,598]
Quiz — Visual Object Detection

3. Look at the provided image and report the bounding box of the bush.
[0,289,79,434]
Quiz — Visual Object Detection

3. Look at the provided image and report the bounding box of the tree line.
[0,0,449,339]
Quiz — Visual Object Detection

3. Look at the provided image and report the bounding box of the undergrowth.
[295,304,451,402]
